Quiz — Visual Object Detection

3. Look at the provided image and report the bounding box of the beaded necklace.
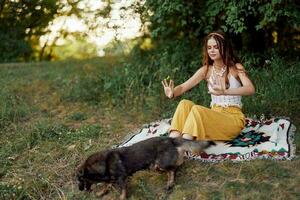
[212,64,226,77]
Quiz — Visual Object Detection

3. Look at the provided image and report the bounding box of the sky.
[39,0,143,56]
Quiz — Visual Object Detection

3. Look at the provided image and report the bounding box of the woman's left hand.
[208,77,226,96]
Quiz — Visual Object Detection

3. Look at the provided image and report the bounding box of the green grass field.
[0,58,299,200]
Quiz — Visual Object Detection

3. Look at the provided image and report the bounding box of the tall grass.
[65,51,298,123]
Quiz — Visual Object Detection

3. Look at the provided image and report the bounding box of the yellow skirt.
[169,99,245,141]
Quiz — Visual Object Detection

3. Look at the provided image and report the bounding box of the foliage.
[135,0,300,52]
[0,0,103,62]
[1,0,299,61]
[50,37,98,60]
[101,49,300,121]
[0,0,58,62]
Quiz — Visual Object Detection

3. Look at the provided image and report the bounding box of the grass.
[0,57,299,199]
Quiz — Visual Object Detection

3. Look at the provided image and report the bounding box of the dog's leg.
[120,186,127,200]
[117,178,127,200]
[84,181,92,192]
[176,147,185,166]
[95,183,112,197]
[166,170,175,190]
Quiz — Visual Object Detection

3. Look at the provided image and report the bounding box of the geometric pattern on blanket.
[117,117,296,162]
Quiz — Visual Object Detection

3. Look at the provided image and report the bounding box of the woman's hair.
[202,31,243,87]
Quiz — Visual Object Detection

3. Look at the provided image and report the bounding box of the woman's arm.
[172,66,207,98]
[224,63,255,96]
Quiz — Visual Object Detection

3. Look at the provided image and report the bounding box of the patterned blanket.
[117,118,296,162]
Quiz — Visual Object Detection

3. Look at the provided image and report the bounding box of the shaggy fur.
[76,137,214,199]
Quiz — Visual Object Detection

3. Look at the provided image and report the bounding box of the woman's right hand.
[161,79,174,98]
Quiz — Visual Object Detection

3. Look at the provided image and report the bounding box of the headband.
[208,32,224,39]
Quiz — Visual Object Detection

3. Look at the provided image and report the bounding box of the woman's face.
[207,38,222,61]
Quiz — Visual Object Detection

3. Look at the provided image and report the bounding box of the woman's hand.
[208,76,226,96]
[161,78,174,98]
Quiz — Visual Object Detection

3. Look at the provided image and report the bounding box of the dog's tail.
[176,138,215,154]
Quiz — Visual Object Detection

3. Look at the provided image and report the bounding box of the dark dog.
[76,137,213,199]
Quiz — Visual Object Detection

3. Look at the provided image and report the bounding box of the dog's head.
[76,164,93,191]
[76,152,109,191]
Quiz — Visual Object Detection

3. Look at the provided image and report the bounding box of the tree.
[134,0,300,53]
[0,0,58,62]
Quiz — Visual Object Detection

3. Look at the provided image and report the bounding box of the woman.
[161,32,255,141]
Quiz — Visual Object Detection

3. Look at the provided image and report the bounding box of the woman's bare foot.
[182,133,194,140]
[169,130,181,138]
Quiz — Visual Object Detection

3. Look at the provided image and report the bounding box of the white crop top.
[208,74,242,108]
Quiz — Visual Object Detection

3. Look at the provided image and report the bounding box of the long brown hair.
[202,31,242,87]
